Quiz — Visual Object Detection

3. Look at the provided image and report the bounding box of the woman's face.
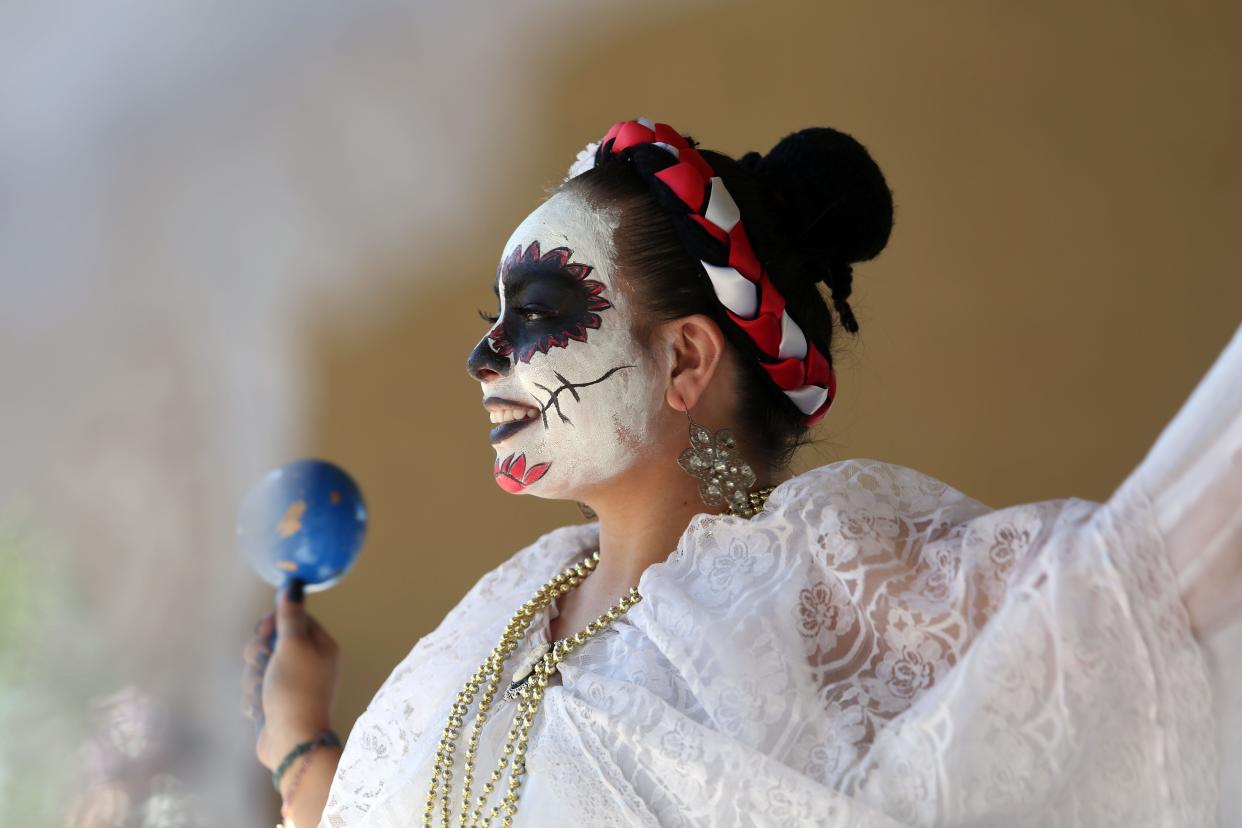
[466,190,669,498]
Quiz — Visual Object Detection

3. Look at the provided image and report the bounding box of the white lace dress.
[320,326,1241,828]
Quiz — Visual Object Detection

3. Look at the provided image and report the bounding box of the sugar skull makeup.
[466,190,668,498]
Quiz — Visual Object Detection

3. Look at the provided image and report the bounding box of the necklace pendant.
[504,640,551,702]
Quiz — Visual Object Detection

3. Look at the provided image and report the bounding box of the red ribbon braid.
[594,119,837,425]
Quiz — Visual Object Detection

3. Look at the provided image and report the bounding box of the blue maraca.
[237,458,367,729]
[237,458,367,593]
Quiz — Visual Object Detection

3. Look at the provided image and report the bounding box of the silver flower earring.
[676,406,764,517]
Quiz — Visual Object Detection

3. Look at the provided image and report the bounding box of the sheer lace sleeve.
[1106,322,1242,826]
[1114,323,1242,639]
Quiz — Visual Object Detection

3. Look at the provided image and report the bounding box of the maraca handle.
[265,578,304,649]
[255,579,305,735]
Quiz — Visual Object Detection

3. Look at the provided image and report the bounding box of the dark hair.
[561,127,894,470]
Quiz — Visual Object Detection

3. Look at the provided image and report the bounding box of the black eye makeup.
[477,304,560,324]
[517,305,557,322]
[484,241,612,364]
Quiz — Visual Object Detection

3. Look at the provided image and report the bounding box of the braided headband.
[585,119,837,425]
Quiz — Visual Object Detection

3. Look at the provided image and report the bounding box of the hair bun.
[754,127,893,266]
[749,127,893,332]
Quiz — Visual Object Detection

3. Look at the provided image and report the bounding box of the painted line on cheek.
[533,363,636,428]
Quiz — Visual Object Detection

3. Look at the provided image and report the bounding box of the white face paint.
[470,190,667,499]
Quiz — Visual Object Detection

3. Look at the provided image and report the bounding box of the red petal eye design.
[493,453,551,493]
[489,240,613,364]
[487,321,513,358]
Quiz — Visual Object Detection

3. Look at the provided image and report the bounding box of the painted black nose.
[467,334,509,382]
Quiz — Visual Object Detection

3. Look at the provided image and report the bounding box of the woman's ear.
[662,314,726,413]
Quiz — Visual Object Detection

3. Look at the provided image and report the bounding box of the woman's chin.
[492,447,553,494]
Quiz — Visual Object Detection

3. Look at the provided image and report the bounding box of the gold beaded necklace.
[424,487,774,827]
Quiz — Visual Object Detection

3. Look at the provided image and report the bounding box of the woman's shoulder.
[767,457,992,520]
[772,457,1105,528]
[647,457,1096,605]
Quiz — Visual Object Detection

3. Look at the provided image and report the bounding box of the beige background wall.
[296,1,1241,738]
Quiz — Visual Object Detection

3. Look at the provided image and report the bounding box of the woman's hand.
[241,585,341,772]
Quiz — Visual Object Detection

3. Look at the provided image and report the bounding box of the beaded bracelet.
[272,730,341,793]
[277,749,318,828]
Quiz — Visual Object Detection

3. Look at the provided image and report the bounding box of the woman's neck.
[577,446,786,598]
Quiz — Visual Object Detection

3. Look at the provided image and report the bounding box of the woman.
[241,119,1241,827]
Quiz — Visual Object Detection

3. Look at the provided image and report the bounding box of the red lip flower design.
[493,453,551,493]
[487,241,612,364]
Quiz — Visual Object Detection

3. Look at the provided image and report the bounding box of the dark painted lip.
[489,415,538,445]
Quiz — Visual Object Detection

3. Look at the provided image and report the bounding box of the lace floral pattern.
[319,460,1216,827]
